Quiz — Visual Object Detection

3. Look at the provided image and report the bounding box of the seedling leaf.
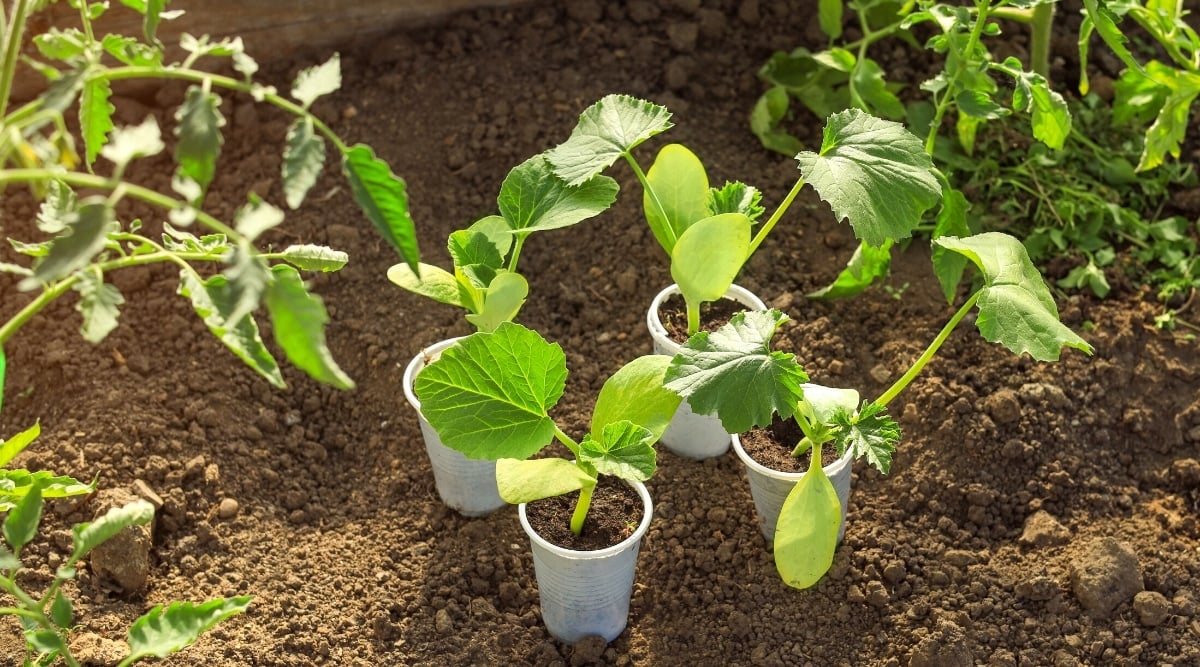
[796,109,940,247]
[74,272,125,343]
[71,499,154,561]
[448,229,504,271]
[0,470,94,512]
[20,200,115,290]
[126,597,252,660]
[546,94,673,186]
[671,213,752,306]
[665,310,808,433]
[282,117,327,209]
[49,591,73,629]
[579,421,657,482]
[234,197,285,242]
[994,58,1071,150]
[3,483,42,552]
[342,144,420,271]
[387,263,463,307]
[496,458,593,505]
[80,77,115,166]
[819,0,843,39]
[265,265,354,389]
[808,239,893,300]
[644,144,710,253]
[177,271,284,388]
[750,86,804,156]
[279,244,348,272]
[415,323,567,460]
[591,355,681,442]
[831,402,898,473]
[0,423,41,467]
[464,271,528,332]
[774,458,841,589]
[291,53,341,109]
[497,155,618,235]
[174,86,225,200]
[708,182,765,222]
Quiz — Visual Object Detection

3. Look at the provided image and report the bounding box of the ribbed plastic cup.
[732,433,854,544]
[647,283,767,460]
[518,480,652,643]
[403,338,506,517]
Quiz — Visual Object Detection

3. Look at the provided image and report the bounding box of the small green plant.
[665,232,1093,589]
[546,95,942,335]
[386,153,617,331]
[412,322,681,534]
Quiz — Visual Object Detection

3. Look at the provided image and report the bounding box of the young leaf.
[33,28,87,60]
[799,383,860,423]
[1080,0,1141,74]
[222,245,271,327]
[464,271,528,332]
[935,233,1094,360]
[74,272,125,343]
[796,109,940,247]
[4,484,43,553]
[448,229,504,271]
[387,262,464,307]
[234,197,285,242]
[101,34,163,67]
[126,597,252,661]
[495,458,594,505]
[579,421,657,482]
[993,58,1071,150]
[282,117,327,209]
[36,180,76,235]
[931,184,972,302]
[341,144,420,271]
[774,459,841,589]
[670,213,752,306]
[101,116,166,171]
[174,86,225,198]
[139,0,169,46]
[590,355,682,443]
[279,245,348,272]
[414,323,568,460]
[644,144,711,254]
[807,239,893,300]
[265,265,354,390]
[177,271,284,388]
[708,182,765,222]
[665,309,808,433]
[49,591,73,629]
[0,470,94,512]
[465,215,513,259]
[819,0,843,39]
[750,86,805,156]
[1140,78,1200,171]
[497,155,619,235]
[0,348,5,415]
[831,402,898,473]
[291,53,341,109]
[545,94,673,186]
[19,199,115,291]
[70,499,155,562]
[80,77,115,166]
[0,423,40,467]
[851,58,905,120]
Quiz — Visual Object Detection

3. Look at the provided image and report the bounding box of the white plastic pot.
[403,338,506,517]
[732,433,854,544]
[518,480,652,644]
[647,283,767,460]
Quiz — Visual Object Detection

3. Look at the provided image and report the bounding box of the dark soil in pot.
[2,0,1199,665]
[525,477,645,551]
[657,294,748,343]
[740,417,842,473]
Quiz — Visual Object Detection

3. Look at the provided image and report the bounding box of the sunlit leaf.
[80,78,115,166]
[671,213,752,308]
[265,265,354,389]
[342,144,420,270]
[708,181,765,222]
[387,262,464,307]
[464,271,528,332]
[36,180,76,235]
[233,197,284,242]
[126,597,252,661]
[579,421,657,482]
[4,484,43,553]
[590,355,681,442]
[101,116,165,170]
[644,144,710,253]
[20,199,115,290]
[174,86,225,198]
[496,458,593,505]
[994,58,1072,150]
[177,271,283,388]
[74,272,124,343]
[291,53,341,109]
[831,402,898,473]
[0,423,40,467]
[279,244,348,272]
[497,155,618,235]
[282,117,326,209]
[34,28,87,60]
[774,459,841,589]
[545,94,673,186]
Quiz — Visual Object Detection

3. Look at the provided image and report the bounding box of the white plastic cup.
[647,284,768,459]
[403,338,506,517]
[518,480,652,644]
[732,433,854,544]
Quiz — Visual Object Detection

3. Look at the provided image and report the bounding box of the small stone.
[909,622,973,667]
[1188,426,1200,443]
[434,608,454,634]
[982,389,1022,425]
[865,580,889,607]
[883,560,907,584]
[869,364,892,384]
[943,550,976,568]
[571,635,608,665]
[204,463,220,486]
[1070,537,1144,617]
[1019,510,1071,547]
[1133,591,1171,626]
[217,498,239,520]
[1016,575,1060,601]
[89,489,153,594]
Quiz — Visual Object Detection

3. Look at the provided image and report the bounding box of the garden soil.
[3,1,1200,665]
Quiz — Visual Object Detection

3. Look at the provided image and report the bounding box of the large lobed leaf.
[126,597,252,661]
[831,402,898,474]
[545,94,673,186]
[497,155,618,236]
[796,109,940,247]
[342,144,420,271]
[415,323,567,460]
[665,309,808,433]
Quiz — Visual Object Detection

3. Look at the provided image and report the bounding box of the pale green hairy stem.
[623,153,677,251]
[874,291,981,408]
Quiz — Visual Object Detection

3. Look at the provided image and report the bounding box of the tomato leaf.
[282,117,327,209]
[126,597,252,661]
[265,265,354,389]
[341,144,420,271]
[74,271,124,344]
[174,86,225,199]
[177,271,283,388]
[291,53,341,109]
[20,200,115,290]
[80,77,115,166]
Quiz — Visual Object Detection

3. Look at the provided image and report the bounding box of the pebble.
[982,389,1021,425]
[909,621,973,667]
[1133,591,1171,626]
[217,498,240,520]
[1069,537,1143,617]
[1019,510,1071,547]
[434,608,454,634]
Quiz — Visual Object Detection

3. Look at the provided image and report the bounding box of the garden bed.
[2,0,1199,665]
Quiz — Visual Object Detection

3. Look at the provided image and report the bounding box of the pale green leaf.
[101,116,165,170]
[995,58,1072,150]
[49,591,73,628]
[265,265,354,389]
[279,244,348,272]
[0,470,94,512]
[590,355,681,442]
[36,180,76,235]
[342,144,420,271]
[670,213,751,306]
[750,86,804,156]
[496,458,593,505]
[545,94,673,186]
[234,197,284,242]
[126,597,252,660]
[819,0,843,39]
[466,215,513,260]
[665,309,808,433]
[74,272,124,343]
[174,86,225,197]
[291,53,341,108]
[414,323,567,460]
[931,183,972,302]
[282,117,327,209]
[386,262,464,307]
[4,485,43,552]
[71,499,154,561]
[0,423,40,467]
[20,200,115,290]
[221,245,271,327]
[177,271,283,388]
[33,28,87,60]
[80,78,115,166]
[808,239,893,300]
[774,460,841,589]
[644,144,710,254]
[708,182,765,222]
[851,58,905,119]
[497,155,618,235]
[796,109,940,247]
[798,383,860,423]
[1140,80,1200,171]
[101,34,163,67]
[464,271,528,332]
[579,421,657,482]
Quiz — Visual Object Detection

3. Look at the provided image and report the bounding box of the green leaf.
[341,144,420,271]
[34,28,87,60]
[750,86,804,156]
[1058,260,1111,298]
[265,265,354,389]
[282,117,327,209]
[43,65,87,115]
[0,546,17,571]
[20,199,115,290]
[448,229,504,272]
[126,597,252,661]
[25,628,66,656]
[174,86,225,198]
[1081,0,1141,74]
[161,222,228,254]
[708,182,765,222]
[590,355,681,442]
[101,116,165,171]
[851,58,905,120]
[956,89,1011,119]
[36,180,76,235]
[74,272,124,343]
[414,322,567,460]
[70,499,154,562]
[387,262,464,308]
[580,421,657,482]
[278,244,348,272]
[177,271,284,388]
[49,591,73,629]
[796,109,940,247]
[831,402,898,473]
[665,309,808,433]
[808,239,893,300]
[0,469,94,512]
[80,77,115,166]
[994,58,1072,150]
[935,233,1094,360]
[141,0,168,46]
[774,459,841,589]
[465,215,513,260]
[495,458,594,505]
[931,183,972,302]
[221,244,271,327]
[644,144,710,254]
[670,213,752,306]
[545,94,673,186]
[0,349,5,416]
[101,34,163,67]
[4,484,43,553]
[819,0,843,39]
[0,423,40,467]
[464,271,528,332]
[1140,76,1200,171]
[799,383,860,423]
[497,155,618,235]
[234,197,285,242]
[291,53,341,109]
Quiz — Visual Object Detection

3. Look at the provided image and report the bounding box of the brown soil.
[3,1,1200,666]
[741,418,841,473]
[657,294,747,343]
[525,479,644,551]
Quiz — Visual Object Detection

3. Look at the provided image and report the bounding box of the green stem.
[747,176,806,260]
[623,153,676,252]
[1029,2,1054,79]
[806,441,823,472]
[875,290,981,407]
[925,0,995,155]
[685,298,701,336]
[553,426,580,457]
[569,482,595,536]
[507,234,527,273]
[0,0,32,117]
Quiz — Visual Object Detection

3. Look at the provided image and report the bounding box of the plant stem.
[875,290,981,407]
[685,298,701,336]
[1029,2,1054,79]
[0,0,32,117]
[553,426,580,456]
[747,175,806,260]
[925,0,995,155]
[507,234,526,273]
[569,482,594,536]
